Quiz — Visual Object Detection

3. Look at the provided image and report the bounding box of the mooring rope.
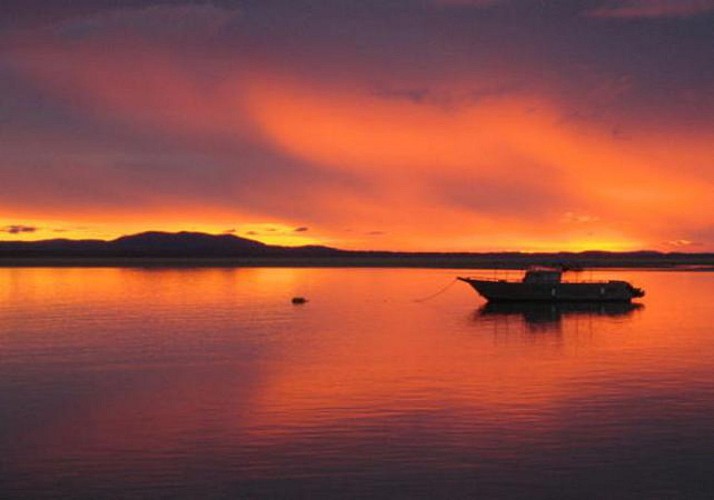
[413,277,460,303]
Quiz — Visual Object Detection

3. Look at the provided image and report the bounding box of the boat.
[458,267,645,302]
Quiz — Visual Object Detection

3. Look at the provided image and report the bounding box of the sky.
[1,0,713,251]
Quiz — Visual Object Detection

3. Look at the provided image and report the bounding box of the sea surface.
[1,267,713,498]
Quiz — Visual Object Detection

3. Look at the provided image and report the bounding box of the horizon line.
[1,230,713,256]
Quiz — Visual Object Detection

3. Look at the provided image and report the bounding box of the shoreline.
[1,256,714,270]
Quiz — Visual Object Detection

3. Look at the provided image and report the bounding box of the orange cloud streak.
[246,74,714,250]
[5,32,714,251]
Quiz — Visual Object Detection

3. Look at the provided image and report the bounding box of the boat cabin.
[522,268,562,284]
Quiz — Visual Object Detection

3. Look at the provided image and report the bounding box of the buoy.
[291,297,308,304]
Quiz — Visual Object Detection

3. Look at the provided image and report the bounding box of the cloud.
[563,212,601,224]
[2,1,714,251]
[665,239,699,247]
[433,170,575,218]
[372,87,433,105]
[246,72,714,250]
[55,4,240,41]
[588,0,714,18]
[431,0,507,7]
[2,224,38,234]
[234,223,317,246]
[372,82,525,108]
[0,1,212,29]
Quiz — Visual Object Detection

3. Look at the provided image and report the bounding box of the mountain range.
[1,231,713,268]
[0,231,344,258]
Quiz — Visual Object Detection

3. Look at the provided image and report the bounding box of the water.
[1,267,713,498]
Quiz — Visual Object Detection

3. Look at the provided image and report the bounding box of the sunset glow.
[2,1,713,251]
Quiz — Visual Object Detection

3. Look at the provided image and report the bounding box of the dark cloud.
[53,3,240,44]
[372,82,525,108]
[0,0,230,29]
[431,0,507,7]
[372,87,433,105]
[294,227,309,232]
[588,0,714,19]
[2,225,38,234]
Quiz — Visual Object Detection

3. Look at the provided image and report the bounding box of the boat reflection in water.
[475,301,644,333]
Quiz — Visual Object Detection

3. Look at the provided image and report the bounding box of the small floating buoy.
[291,297,308,305]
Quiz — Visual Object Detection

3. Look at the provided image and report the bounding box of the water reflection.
[475,301,644,332]
[2,268,714,498]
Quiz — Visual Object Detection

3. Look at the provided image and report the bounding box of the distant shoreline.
[2,256,714,270]
[3,232,714,269]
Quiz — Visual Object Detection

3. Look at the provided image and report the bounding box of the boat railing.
[457,272,520,282]
[459,273,627,284]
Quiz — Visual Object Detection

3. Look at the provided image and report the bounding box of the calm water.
[1,268,713,498]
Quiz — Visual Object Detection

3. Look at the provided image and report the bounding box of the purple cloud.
[589,0,714,18]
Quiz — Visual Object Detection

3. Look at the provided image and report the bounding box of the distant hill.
[112,231,269,255]
[0,231,344,258]
[1,231,713,268]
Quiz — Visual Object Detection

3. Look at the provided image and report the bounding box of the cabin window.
[522,270,562,284]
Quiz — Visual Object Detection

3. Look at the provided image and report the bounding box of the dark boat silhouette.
[459,267,645,302]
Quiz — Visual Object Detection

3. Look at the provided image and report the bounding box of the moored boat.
[458,268,645,302]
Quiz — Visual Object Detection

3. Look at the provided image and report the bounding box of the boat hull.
[458,278,643,302]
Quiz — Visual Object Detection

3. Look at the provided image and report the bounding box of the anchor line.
[413,278,460,303]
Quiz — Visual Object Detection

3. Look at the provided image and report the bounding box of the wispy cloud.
[665,238,701,248]
[589,0,714,19]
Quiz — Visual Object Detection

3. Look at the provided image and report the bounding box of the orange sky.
[1,1,713,251]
